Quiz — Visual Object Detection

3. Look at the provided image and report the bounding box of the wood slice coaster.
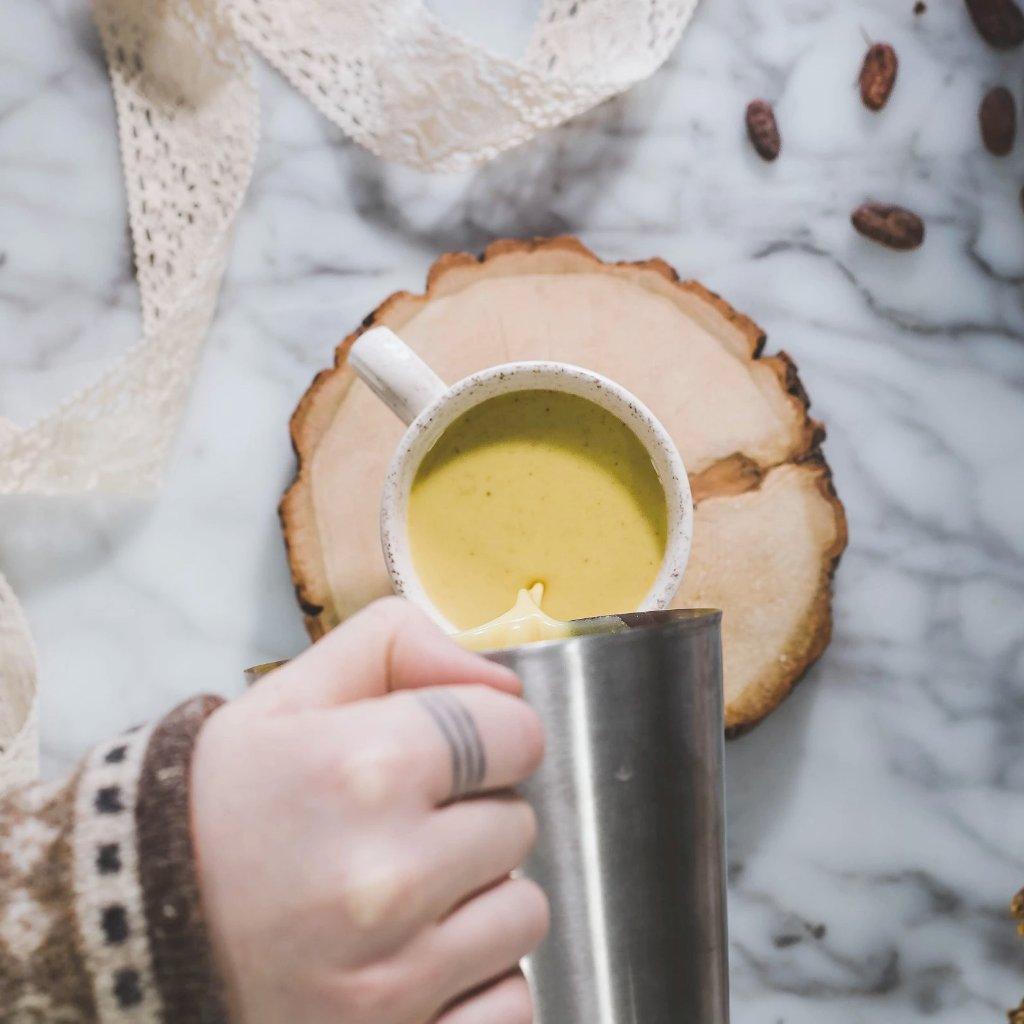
[282,237,848,734]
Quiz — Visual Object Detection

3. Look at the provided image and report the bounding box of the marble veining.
[2,0,1023,1020]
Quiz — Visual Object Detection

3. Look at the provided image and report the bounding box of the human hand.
[191,598,547,1024]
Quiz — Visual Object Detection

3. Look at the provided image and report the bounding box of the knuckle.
[335,741,411,809]
[338,855,419,932]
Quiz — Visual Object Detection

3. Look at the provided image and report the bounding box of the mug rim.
[380,360,693,633]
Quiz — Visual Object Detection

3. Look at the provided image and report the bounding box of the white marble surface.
[3,0,1024,1019]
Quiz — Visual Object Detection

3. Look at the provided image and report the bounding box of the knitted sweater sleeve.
[0,696,227,1023]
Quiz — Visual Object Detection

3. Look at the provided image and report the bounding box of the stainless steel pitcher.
[486,608,729,1024]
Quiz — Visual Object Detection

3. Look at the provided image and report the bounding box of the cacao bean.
[964,0,1024,48]
[979,86,1016,155]
[859,43,899,111]
[851,203,925,251]
[745,99,781,161]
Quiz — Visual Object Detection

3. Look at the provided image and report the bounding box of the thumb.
[248,597,521,712]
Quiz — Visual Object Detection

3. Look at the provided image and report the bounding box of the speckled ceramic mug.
[349,326,693,632]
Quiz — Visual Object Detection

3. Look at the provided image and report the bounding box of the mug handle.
[348,326,448,426]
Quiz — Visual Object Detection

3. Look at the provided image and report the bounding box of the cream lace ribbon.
[0,0,698,788]
[0,573,39,792]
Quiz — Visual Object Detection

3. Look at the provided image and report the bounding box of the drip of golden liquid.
[454,583,626,652]
[453,583,571,651]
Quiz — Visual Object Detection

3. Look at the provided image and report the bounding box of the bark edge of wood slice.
[281,236,848,736]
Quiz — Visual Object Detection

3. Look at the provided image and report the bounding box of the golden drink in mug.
[408,390,668,629]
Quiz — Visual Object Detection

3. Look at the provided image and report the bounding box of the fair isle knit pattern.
[72,723,163,1022]
[0,777,93,1021]
[0,697,225,1022]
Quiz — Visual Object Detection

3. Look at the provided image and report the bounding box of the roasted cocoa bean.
[964,0,1024,48]
[745,100,781,161]
[851,203,925,250]
[859,43,899,111]
[979,86,1017,154]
